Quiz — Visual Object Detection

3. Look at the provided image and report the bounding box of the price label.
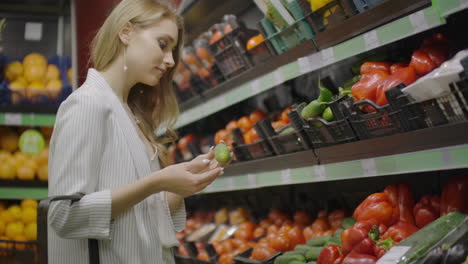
[298,56,313,73]
[274,69,285,85]
[364,30,379,51]
[247,173,257,188]
[376,246,410,264]
[314,165,326,181]
[321,48,335,66]
[410,10,429,33]
[226,177,235,190]
[5,113,22,125]
[281,169,292,184]
[19,129,45,155]
[361,158,377,176]
[250,79,261,95]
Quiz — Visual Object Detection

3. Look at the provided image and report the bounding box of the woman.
[47,0,226,263]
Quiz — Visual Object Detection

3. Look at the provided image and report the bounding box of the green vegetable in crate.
[396,212,467,264]
[295,245,315,252]
[342,217,356,229]
[279,127,296,135]
[301,100,326,119]
[274,254,307,264]
[214,143,231,163]
[307,235,332,247]
[290,261,307,264]
[305,247,324,261]
[322,107,334,121]
[306,262,317,264]
[318,79,333,103]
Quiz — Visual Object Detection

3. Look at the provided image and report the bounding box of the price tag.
[321,48,334,66]
[298,56,313,73]
[250,79,261,95]
[226,177,235,190]
[410,10,429,33]
[281,169,291,184]
[308,53,323,72]
[5,113,22,125]
[361,158,377,176]
[364,30,379,51]
[274,69,285,85]
[314,165,326,181]
[376,246,410,264]
[247,173,257,188]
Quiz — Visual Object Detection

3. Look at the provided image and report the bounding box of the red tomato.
[212,241,224,255]
[239,221,256,232]
[231,238,244,248]
[311,218,330,232]
[410,49,437,76]
[178,245,188,256]
[234,228,253,241]
[272,120,288,131]
[197,251,209,261]
[259,219,273,229]
[269,233,291,252]
[281,106,292,123]
[215,129,229,145]
[269,210,288,221]
[294,211,313,226]
[303,226,315,241]
[178,134,196,151]
[238,116,253,133]
[279,224,293,234]
[287,226,306,249]
[251,245,277,261]
[218,253,234,264]
[243,128,260,145]
[249,109,266,124]
[253,227,266,238]
[226,120,238,131]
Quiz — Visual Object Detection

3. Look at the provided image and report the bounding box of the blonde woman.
[47,0,226,263]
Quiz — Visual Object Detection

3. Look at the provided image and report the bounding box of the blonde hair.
[90,0,183,167]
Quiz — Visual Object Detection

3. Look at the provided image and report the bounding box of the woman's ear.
[118,22,134,46]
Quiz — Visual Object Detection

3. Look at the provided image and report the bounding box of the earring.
[123,48,128,72]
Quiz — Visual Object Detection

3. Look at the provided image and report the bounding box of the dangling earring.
[123,47,128,72]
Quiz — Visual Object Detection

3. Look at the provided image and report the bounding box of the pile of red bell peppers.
[351,33,451,107]
[317,175,468,264]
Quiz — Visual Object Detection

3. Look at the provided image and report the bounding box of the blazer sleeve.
[47,92,113,240]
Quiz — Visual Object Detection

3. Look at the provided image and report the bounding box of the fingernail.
[209,146,214,151]
[202,159,210,164]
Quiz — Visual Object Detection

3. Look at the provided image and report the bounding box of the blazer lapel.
[86,69,151,180]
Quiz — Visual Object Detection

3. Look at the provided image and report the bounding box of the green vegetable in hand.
[214,143,231,163]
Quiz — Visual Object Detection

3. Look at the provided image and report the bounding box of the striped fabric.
[48,69,186,264]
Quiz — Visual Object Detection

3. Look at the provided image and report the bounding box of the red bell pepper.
[390,62,409,74]
[380,221,419,244]
[341,220,386,255]
[317,245,344,264]
[329,210,346,230]
[375,67,417,106]
[360,62,391,75]
[373,237,394,259]
[342,252,377,264]
[351,238,375,255]
[409,49,437,76]
[383,184,416,225]
[413,195,440,228]
[351,70,390,102]
[353,192,396,227]
[420,46,447,67]
[440,175,468,215]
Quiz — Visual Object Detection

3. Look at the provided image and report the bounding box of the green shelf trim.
[173,6,446,130]
[0,187,48,200]
[0,113,56,127]
[198,144,468,194]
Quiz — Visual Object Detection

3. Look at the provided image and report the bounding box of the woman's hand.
[157,159,223,197]
[187,147,234,174]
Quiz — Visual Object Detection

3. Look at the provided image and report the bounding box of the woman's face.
[125,18,178,86]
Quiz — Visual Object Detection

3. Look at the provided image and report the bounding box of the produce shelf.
[0,112,56,127]
[0,187,48,200]
[438,0,468,17]
[199,122,468,194]
[172,5,445,131]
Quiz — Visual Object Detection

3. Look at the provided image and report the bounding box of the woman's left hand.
[186,146,234,174]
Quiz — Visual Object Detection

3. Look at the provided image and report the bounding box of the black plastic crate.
[0,239,38,264]
[259,118,310,155]
[231,124,276,162]
[233,247,281,264]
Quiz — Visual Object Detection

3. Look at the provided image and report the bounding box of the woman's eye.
[158,39,168,50]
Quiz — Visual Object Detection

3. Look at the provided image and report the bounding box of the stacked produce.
[3,52,72,104]
[0,199,38,247]
[0,127,50,181]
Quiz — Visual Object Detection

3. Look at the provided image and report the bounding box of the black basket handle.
[38,193,100,264]
[351,98,387,115]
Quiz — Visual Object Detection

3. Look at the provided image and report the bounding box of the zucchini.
[295,245,315,252]
[306,236,332,247]
[397,212,467,264]
[284,250,307,256]
[305,247,324,261]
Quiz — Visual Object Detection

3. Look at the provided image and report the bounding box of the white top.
[47,69,186,264]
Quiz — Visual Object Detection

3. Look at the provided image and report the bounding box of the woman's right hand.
[156,160,224,197]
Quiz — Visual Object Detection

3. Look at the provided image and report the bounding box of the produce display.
[176,175,468,264]
[0,199,38,245]
[0,127,50,181]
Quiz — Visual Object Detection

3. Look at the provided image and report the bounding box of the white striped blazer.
[47,68,186,264]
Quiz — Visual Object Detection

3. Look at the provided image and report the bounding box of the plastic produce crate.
[209,27,255,79]
[260,118,311,155]
[231,125,276,162]
[0,239,38,264]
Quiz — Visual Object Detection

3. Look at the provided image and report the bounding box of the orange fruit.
[46,79,63,99]
[13,152,27,166]
[238,116,253,133]
[21,200,38,210]
[34,147,49,166]
[8,206,22,221]
[0,211,15,224]
[0,150,11,162]
[37,165,48,181]
[24,223,37,241]
[17,166,35,181]
[23,159,38,171]
[24,65,47,83]
[21,207,36,224]
[4,61,24,82]
[0,163,16,180]
[23,53,47,68]
[5,222,24,238]
[45,64,60,81]
[246,34,265,51]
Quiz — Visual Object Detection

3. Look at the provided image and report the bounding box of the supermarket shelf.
[0,187,48,200]
[438,0,468,18]
[199,122,468,194]
[173,5,445,131]
[0,112,56,127]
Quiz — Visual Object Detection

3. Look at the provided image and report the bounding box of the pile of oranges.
[0,127,51,181]
[3,53,72,103]
[0,199,38,249]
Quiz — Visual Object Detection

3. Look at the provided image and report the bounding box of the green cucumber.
[295,245,315,252]
[342,217,356,229]
[283,250,306,256]
[306,236,332,247]
[301,100,326,119]
[305,247,324,261]
[277,254,306,264]
[279,127,295,135]
[397,212,467,264]
[289,261,307,264]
